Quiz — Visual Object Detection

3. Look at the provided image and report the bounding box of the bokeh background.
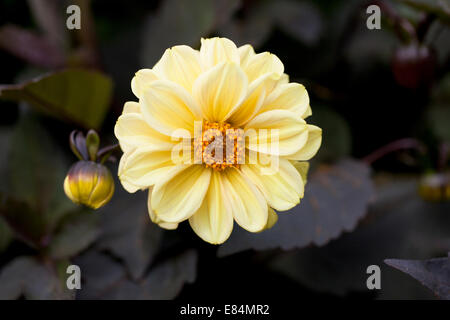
[0,0,449,300]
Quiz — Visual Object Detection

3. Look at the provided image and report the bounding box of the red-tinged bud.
[392,44,436,89]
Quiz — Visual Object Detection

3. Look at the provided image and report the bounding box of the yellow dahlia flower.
[115,37,322,244]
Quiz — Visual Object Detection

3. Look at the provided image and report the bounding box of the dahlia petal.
[189,171,233,244]
[120,179,141,194]
[199,37,240,70]
[238,44,255,67]
[221,168,268,232]
[114,112,175,153]
[147,188,179,230]
[286,125,322,160]
[279,73,289,85]
[122,101,141,114]
[153,45,202,91]
[131,69,159,99]
[245,109,308,156]
[258,83,310,118]
[241,158,304,211]
[118,147,180,188]
[141,80,202,136]
[193,62,247,122]
[263,208,278,230]
[240,51,284,83]
[291,161,309,184]
[302,105,312,118]
[117,151,140,193]
[227,72,279,127]
[151,165,211,223]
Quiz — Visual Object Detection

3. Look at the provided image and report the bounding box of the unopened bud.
[64,160,114,209]
[392,44,436,89]
[418,172,450,202]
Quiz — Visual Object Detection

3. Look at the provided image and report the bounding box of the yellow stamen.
[195,121,244,171]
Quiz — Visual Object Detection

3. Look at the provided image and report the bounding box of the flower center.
[195,121,244,171]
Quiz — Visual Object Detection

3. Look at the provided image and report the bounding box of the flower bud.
[64,160,115,209]
[418,172,450,202]
[392,44,436,89]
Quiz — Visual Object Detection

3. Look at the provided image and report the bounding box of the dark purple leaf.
[97,188,163,280]
[385,255,450,300]
[47,210,100,260]
[270,177,450,298]
[218,158,375,256]
[76,249,197,300]
[0,24,64,68]
[0,256,75,300]
[27,0,67,48]
[0,194,48,248]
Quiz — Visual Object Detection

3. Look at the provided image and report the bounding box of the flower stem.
[362,138,427,165]
[97,143,121,164]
